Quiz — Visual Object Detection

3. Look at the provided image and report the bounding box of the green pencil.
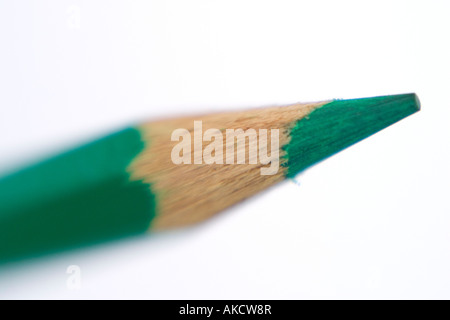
[0,93,420,261]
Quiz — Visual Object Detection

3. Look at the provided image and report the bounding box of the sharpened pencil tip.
[412,93,421,111]
[284,93,421,177]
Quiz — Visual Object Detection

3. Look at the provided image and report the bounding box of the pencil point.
[284,93,420,177]
[412,92,421,111]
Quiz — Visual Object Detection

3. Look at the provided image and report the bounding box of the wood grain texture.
[130,102,327,229]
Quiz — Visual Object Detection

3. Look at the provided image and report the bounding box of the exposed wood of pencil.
[131,102,327,229]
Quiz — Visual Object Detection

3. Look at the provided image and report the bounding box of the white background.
[0,0,449,299]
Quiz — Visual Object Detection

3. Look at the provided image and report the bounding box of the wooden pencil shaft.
[0,94,420,262]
